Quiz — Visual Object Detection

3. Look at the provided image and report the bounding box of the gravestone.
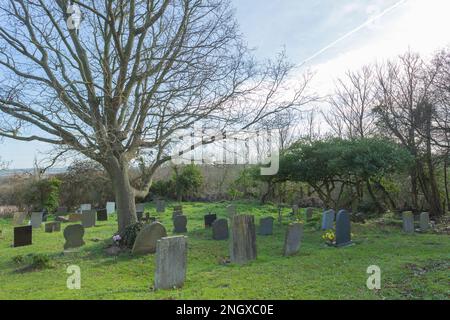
[402,211,414,233]
[80,204,92,211]
[44,221,61,233]
[96,209,108,222]
[173,215,187,233]
[321,209,335,230]
[156,199,166,213]
[13,226,32,247]
[230,215,257,264]
[335,210,352,247]
[30,212,43,229]
[106,202,116,214]
[277,205,283,224]
[172,209,183,220]
[283,223,303,256]
[132,222,167,255]
[292,205,299,216]
[13,212,27,226]
[419,212,430,232]
[226,204,236,218]
[154,236,188,290]
[212,219,229,240]
[305,207,314,220]
[69,213,82,222]
[81,210,96,228]
[63,224,85,250]
[204,213,217,228]
[258,217,274,236]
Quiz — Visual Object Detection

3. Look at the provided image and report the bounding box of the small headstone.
[402,211,414,233]
[283,223,303,256]
[156,199,166,213]
[292,205,299,216]
[30,212,43,229]
[419,212,430,232]
[63,224,85,250]
[96,209,108,221]
[230,215,257,264]
[204,213,217,228]
[106,202,116,214]
[305,207,314,220]
[335,210,352,247]
[173,215,187,233]
[80,204,92,211]
[154,236,188,290]
[13,226,32,247]
[81,210,96,228]
[258,217,274,236]
[212,219,229,240]
[13,212,27,226]
[45,221,61,233]
[321,209,335,230]
[226,204,236,218]
[132,222,167,255]
[69,213,82,222]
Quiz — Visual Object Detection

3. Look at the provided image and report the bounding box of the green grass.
[0,201,449,300]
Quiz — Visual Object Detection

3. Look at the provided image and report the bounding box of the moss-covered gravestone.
[402,211,414,233]
[258,217,274,236]
[230,215,257,264]
[154,236,188,290]
[45,221,61,233]
[173,215,187,233]
[132,222,167,255]
[212,219,229,240]
[63,224,85,250]
[419,212,430,232]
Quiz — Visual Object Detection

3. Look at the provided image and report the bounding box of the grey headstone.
[156,200,166,213]
[212,219,229,240]
[81,210,96,228]
[132,222,167,255]
[30,212,43,229]
[13,226,32,247]
[106,202,116,214]
[419,212,430,232]
[97,209,108,221]
[204,213,217,228]
[305,207,314,220]
[402,211,414,233]
[258,217,274,235]
[63,224,85,250]
[173,215,187,233]
[226,204,237,218]
[230,215,257,264]
[154,236,188,290]
[13,212,27,226]
[321,209,335,230]
[292,205,299,216]
[335,210,352,247]
[45,221,61,233]
[283,223,303,256]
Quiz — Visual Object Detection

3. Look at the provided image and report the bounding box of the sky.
[1,0,450,169]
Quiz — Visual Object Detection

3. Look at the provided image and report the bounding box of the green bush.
[119,222,144,249]
[30,254,51,269]
[12,255,24,265]
[23,178,61,212]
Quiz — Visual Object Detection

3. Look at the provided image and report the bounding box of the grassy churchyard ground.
[0,201,449,300]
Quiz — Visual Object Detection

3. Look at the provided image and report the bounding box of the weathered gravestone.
[292,205,299,216]
[69,213,82,222]
[45,221,61,233]
[156,199,166,213]
[402,211,414,233]
[204,213,217,228]
[173,215,187,233]
[419,212,430,232]
[226,204,236,218]
[154,236,188,290]
[63,224,85,250]
[258,217,274,236]
[31,212,43,229]
[335,210,352,247]
[305,207,314,220]
[132,222,167,255]
[81,210,96,228]
[106,202,116,215]
[321,209,335,230]
[96,209,108,222]
[283,222,303,256]
[80,204,92,211]
[212,219,229,240]
[13,212,27,226]
[13,226,32,247]
[172,208,183,220]
[230,215,257,264]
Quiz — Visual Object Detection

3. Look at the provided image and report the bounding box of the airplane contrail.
[300,0,409,66]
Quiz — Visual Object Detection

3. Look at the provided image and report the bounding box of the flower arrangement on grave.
[322,230,336,245]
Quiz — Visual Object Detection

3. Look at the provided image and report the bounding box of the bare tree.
[0,0,312,231]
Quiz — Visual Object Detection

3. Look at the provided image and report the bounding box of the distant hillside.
[0,168,67,178]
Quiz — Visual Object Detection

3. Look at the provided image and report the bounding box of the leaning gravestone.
[69,213,82,222]
[204,213,217,228]
[156,199,166,213]
[258,217,274,236]
[305,207,314,220]
[321,209,335,230]
[173,215,187,233]
[402,211,414,233]
[419,212,430,232]
[63,225,85,250]
[292,205,299,216]
[226,204,237,218]
[80,204,92,211]
[13,226,32,247]
[132,222,167,255]
[154,236,188,290]
[283,223,303,256]
[335,210,352,247]
[96,209,108,222]
[13,212,27,226]
[212,219,229,240]
[81,210,96,228]
[230,215,257,264]
[31,212,43,229]
[106,202,116,215]
[44,221,61,233]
